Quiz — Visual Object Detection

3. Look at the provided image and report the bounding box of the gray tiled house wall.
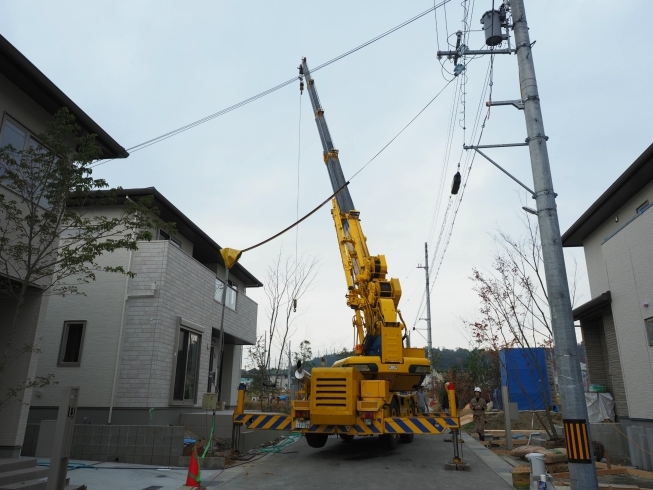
[116,242,168,407]
[116,241,257,408]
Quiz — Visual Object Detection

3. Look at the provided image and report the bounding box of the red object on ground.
[185,446,201,487]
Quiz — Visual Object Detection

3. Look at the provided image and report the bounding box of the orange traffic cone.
[185,445,201,487]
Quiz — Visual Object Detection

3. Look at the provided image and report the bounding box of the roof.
[572,291,611,322]
[77,187,263,288]
[0,34,128,160]
[562,143,653,247]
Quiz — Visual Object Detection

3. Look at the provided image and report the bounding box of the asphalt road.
[216,433,514,490]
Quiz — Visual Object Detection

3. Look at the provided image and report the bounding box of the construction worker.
[470,387,487,441]
[416,386,428,413]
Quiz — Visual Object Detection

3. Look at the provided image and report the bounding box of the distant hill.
[243,343,586,379]
[307,347,472,371]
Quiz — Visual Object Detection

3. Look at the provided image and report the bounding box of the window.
[157,229,181,248]
[0,119,28,161]
[173,328,201,402]
[58,321,86,366]
[647,318,653,346]
[636,201,649,215]
[215,278,237,310]
[0,117,50,207]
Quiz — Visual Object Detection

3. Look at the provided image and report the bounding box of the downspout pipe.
[108,247,133,424]
[108,204,136,424]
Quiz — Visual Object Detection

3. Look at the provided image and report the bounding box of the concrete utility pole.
[511,0,598,487]
[418,243,433,377]
[438,1,597,485]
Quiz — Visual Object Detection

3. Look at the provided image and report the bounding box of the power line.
[429,55,494,287]
[235,75,455,256]
[411,52,494,329]
[90,1,454,169]
[349,78,454,181]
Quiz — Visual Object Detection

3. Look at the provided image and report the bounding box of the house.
[0,34,127,459]
[562,143,653,446]
[28,187,261,427]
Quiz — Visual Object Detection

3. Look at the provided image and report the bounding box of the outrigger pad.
[444,461,470,471]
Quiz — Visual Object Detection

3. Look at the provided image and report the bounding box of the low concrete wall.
[25,424,184,466]
[179,411,234,439]
[590,423,625,457]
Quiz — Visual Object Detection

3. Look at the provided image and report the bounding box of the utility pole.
[436,1,598,486]
[511,1,598,487]
[418,243,433,386]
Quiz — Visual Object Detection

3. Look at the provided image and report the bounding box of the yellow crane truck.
[233,59,461,455]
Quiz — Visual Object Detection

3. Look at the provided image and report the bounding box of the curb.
[460,434,572,490]
[461,433,514,487]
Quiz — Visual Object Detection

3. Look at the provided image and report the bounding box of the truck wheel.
[380,399,400,450]
[305,433,328,448]
[340,434,354,442]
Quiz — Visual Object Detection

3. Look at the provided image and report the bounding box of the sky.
[2,0,652,365]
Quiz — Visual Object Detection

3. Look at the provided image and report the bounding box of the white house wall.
[601,206,653,420]
[583,182,653,298]
[32,248,131,407]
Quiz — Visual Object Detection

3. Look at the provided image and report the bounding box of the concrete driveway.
[216,433,513,490]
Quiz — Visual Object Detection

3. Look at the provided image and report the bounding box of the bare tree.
[261,249,319,404]
[468,215,580,440]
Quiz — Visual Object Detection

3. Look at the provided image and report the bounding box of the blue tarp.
[500,348,551,411]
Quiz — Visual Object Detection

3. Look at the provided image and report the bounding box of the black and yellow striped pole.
[564,419,593,463]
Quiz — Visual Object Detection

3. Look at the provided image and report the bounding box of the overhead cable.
[239,76,455,255]
[349,77,454,181]
[90,0,453,169]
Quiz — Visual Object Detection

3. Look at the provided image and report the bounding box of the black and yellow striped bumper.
[234,413,293,430]
[234,413,459,435]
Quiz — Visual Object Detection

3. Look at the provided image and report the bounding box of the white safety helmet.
[474,387,481,393]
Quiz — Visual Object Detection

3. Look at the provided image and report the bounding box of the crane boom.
[301,59,355,214]
[300,58,405,361]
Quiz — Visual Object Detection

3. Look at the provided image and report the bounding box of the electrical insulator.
[293,298,297,312]
[451,171,461,195]
[300,80,304,94]
[454,64,466,77]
